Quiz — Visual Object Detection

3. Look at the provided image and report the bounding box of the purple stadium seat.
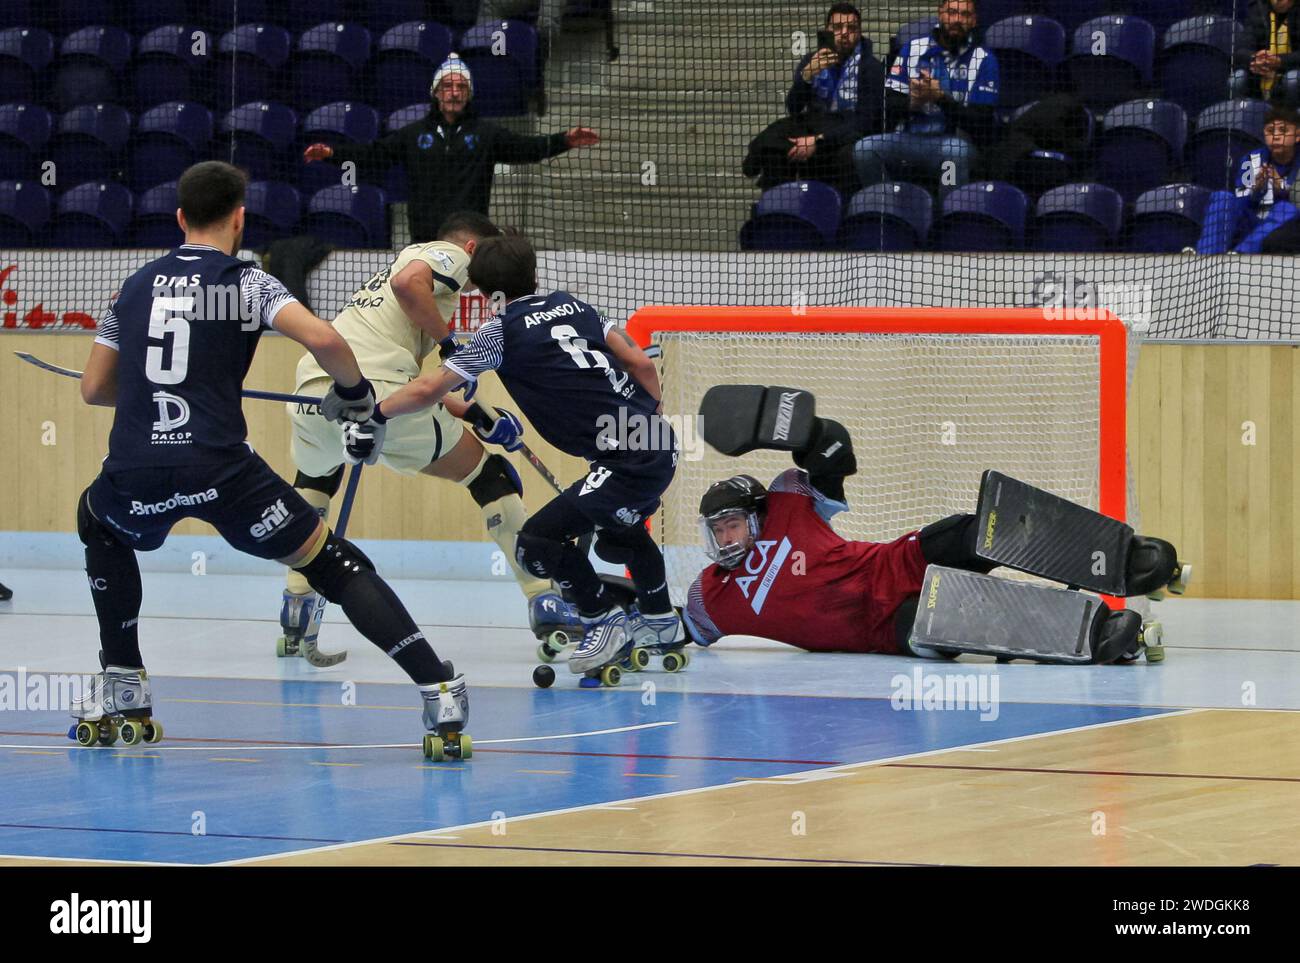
[53,26,133,112]
[130,102,213,192]
[0,104,52,181]
[303,184,389,247]
[934,181,1029,251]
[49,104,132,189]
[130,180,181,247]
[373,22,454,114]
[1068,16,1156,109]
[50,181,133,247]
[1127,0,1196,38]
[132,26,215,112]
[837,183,933,251]
[0,180,51,246]
[1097,99,1188,203]
[0,28,53,104]
[1130,183,1212,252]
[223,101,298,182]
[218,24,292,107]
[985,16,1066,108]
[290,23,372,112]
[243,181,302,249]
[1041,0,1107,36]
[299,101,380,196]
[1188,99,1269,190]
[1161,16,1241,117]
[738,181,841,251]
[1033,182,1124,251]
[368,1,432,34]
[459,21,539,116]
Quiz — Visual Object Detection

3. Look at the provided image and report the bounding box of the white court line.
[0,721,676,754]
[216,707,1206,867]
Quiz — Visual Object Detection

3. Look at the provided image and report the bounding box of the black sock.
[337,572,449,685]
[554,544,608,617]
[84,537,144,668]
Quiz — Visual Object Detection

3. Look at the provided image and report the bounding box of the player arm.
[376,320,504,420]
[605,324,661,409]
[684,575,723,647]
[81,342,119,406]
[270,301,365,391]
[390,260,454,345]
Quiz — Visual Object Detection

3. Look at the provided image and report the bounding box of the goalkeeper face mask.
[701,509,760,569]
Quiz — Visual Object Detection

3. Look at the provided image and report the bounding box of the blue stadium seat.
[1033,182,1124,251]
[218,24,292,107]
[1067,16,1156,109]
[1160,16,1240,117]
[367,0,432,34]
[129,102,213,192]
[0,28,53,105]
[934,181,1029,251]
[382,103,430,203]
[243,181,302,249]
[738,181,841,251]
[132,25,215,112]
[1004,99,1095,197]
[459,21,539,117]
[1188,99,1268,190]
[0,180,51,246]
[49,104,132,189]
[837,183,933,251]
[984,15,1066,108]
[1097,99,1187,203]
[299,101,380,197]
[52,26,133,112]
[373,22,453,114]
[973,1,1028,28]
[49,181,133,247]
[1041,1,1107,36]
[290,23,372,112]
[1130,183,1212,252]
[1127,0,1195,38]
[303,184,388,247]
[0,104,52,182]
[130,180,181,247]
[223,101,298,182]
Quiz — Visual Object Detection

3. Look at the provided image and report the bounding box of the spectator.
[851,0,998,197]
[303,55,599,244]
[1232,0,1300,101]
[742,3,885,193]
[1193,105,1300,254]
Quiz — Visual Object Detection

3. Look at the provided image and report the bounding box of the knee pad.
[466,453,522,507]
[515,531,564,582]
[592,523,653,565]
[294,466,344,498]
[77,489,123,548]
[295,533,376,604]
[918,513,994,572]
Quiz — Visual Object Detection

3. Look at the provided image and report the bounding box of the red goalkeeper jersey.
[685,469,928,653]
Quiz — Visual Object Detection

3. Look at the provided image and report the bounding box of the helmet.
[698,475,767,569]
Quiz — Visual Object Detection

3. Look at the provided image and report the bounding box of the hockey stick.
[293,463,362,668]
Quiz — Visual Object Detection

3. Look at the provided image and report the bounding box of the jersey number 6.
[551,324,629,394]
[146,297,193,385]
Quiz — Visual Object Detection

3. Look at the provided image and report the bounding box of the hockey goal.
[625,306,1133,607]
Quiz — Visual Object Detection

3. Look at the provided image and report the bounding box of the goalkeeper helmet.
[698,475,767,569]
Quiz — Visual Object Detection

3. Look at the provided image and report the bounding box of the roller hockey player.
[71,161,468,759]
[280,210,578,666]
[333,234,681,686]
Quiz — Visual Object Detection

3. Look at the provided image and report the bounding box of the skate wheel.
[74,722,97,747]
[97,721,118,746]
[120,720,144,747]
[631,648,651,670]
[600,665,622,687]
[457,734,472,760]
[1144,644,1165,663]
[548,630,570,648]
[423,734,445,761]
[536,642,557,664]
[1169,562,1192,596]
[662,651,685,673]
[144,720,163,744]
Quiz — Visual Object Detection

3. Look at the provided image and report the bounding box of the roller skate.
[420,662,472,761]
[530,591,584,663]
[622,607,691,674]
[276,589,347,667]
[68,666,163,748]
[1128,537,1192,601]
[569,607,631,688]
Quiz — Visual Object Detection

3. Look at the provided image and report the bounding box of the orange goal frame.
[626,306,1129,528]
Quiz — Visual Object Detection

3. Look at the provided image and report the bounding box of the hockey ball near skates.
[533,664,555,688]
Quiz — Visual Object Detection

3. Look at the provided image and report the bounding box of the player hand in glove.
[321,377,376,424]
[342,415,387,465]
[438,336,478,401]
[465,403,524,452]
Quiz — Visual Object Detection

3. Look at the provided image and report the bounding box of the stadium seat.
[49,181,133,247]
[973,1,1027,29]
[934,181,1029,251]
[217,24,292,107]
[984,15,1066,108]
[373,22,453,114]
[0,27,53,105]
[223,101,298,182]
[129,102,213,193]
[1129,183,1212,252]
[1067,16,1156,109]
[1188,99,1268,190]
[52,26,133,113]
[382,104,430,203]
[1160,16,1240,117]
[1097,99,1187,203]
[290,23,372,112]
[0,180,51,246]
[299,101,380,197]
[367,0,431,34]
[837,183,933,251]
[1126,0,1195,38]
[284,2,347,33]
[0,103,52,182]
[1040,1,1107,36]
[132,25,215,112]
[738,181,841,251]
[243,180,302,249]
[1273,69,1300,107]
[459,21,539,117]
[302,184,388,247]
[49,104,132,189]
[1032,182,1124,251]
[129,180,181,247]
[126,1,190,34]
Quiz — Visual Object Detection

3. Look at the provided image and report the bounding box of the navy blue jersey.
[96,243,296,470]
[447,291,666,460]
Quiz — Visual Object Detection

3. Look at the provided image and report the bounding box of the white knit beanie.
[430,53,474,99]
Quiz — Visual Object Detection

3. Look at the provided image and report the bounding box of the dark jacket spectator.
[1234,0,1300,100]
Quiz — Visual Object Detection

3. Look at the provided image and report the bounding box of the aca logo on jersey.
[150,391,192,445]
[250,499,292,541]
[734,536,794,616]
